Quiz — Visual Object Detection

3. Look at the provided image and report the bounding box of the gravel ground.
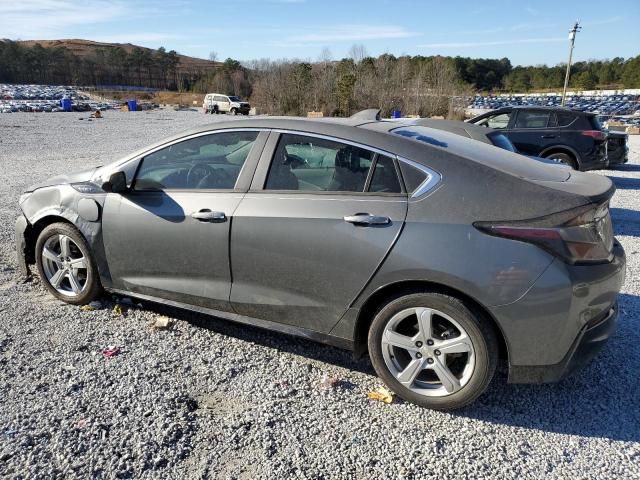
[0,110,639,479]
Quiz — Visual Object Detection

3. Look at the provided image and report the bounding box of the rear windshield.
[488,133,516,152]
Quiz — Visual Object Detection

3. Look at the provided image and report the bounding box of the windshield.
[228,96,241,102]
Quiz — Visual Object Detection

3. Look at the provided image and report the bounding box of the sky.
[1,0,638,66]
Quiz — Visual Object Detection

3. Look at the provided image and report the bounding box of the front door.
[230,132,408,333]
[102,130,265,311]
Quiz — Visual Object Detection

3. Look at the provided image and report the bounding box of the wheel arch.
[23,214,77,265]
[539,145,581,167]
[353,280,509,364]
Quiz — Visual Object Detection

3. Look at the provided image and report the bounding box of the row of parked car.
[0,83,122,114]
[469,94,640,116]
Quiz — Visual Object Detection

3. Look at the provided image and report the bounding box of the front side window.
[514,111,551,129]
[134,131,258,190]
[265,134,374,192]
[476,112,511,129]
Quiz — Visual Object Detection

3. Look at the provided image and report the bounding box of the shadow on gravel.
[610,207,640,237]
[458,292,640,442]
[120,293,639,442]
[608,164,640,172]
[607,175,640,190]
[138,301,376,376]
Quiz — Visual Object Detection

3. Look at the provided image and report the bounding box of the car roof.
[489,105,593,115]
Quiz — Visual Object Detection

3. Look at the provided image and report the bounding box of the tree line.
[0,40,187,90]
[1,40,639,116]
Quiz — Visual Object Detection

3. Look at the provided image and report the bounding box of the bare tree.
[209,51,218,62]
[348,44,368,64]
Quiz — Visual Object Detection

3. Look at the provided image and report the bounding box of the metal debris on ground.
[367,386,395,404]
[101,346,120,358]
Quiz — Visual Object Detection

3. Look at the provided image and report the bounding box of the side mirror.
[102,171,128,193]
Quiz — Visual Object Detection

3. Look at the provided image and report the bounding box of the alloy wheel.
[381,307,476,397]
[41,234,88,297]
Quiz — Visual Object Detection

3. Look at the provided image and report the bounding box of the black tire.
[368,292,498,411]
[35,222,102,305]
[545,152,578,170]
[230,108,237,116]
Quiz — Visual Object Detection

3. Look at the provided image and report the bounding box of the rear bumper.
[15,214,30,277]
[490,241,626,383]
[508,303,617,383]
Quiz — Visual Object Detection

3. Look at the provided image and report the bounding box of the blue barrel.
[127,99,137,111]
[392,110,401,118]
[61,98,72,112]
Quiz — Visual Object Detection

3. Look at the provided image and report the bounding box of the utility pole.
[561,21,581,107]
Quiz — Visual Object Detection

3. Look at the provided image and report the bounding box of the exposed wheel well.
[353,280,509,363]
[24,216,75,265]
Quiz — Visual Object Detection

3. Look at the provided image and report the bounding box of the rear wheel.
[368,292,497,410]
[35,223,102,305]
[545,152,578,170]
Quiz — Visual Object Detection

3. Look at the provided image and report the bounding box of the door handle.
[541,134,556,139]
[344,213,390,226]
[191,210,226,222]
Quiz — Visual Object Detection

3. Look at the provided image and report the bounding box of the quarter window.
[555,112,577,127]
[265,134,376,192]
[134,131,258,190]
[514,111,551,129]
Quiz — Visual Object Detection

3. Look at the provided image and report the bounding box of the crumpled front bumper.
[15,214,30,277]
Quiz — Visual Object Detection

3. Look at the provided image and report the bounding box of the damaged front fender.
[16,185,112,287]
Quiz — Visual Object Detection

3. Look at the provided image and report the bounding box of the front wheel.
[35,223,102,305]
[229,108,237,116]
[368,292,497,410]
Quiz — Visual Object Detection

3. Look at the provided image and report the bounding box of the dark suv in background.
[468,106,608,171]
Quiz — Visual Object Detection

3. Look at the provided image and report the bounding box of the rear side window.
[265,133,374,192]
[514,111,551,129]
[555,112,577,127]
[399,162,427,193]
[369,156,401,193]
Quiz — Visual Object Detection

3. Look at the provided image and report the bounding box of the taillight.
[581,130,607,141]
[475,203,614,264]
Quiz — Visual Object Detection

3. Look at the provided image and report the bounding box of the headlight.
[71,182,104,194]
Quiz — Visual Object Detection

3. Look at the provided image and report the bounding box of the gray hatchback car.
[16,112,626,410]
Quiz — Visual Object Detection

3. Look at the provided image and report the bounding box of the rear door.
[229,132,408,333]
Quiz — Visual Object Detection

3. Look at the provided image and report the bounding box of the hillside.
[17,39,219,74]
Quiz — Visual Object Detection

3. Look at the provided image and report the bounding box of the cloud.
[93,32,184,45]
[418,37,566,49]
[0,0,128,38]
[275,24,420,46]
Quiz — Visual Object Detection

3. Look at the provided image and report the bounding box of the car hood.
[25,166,99,192]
